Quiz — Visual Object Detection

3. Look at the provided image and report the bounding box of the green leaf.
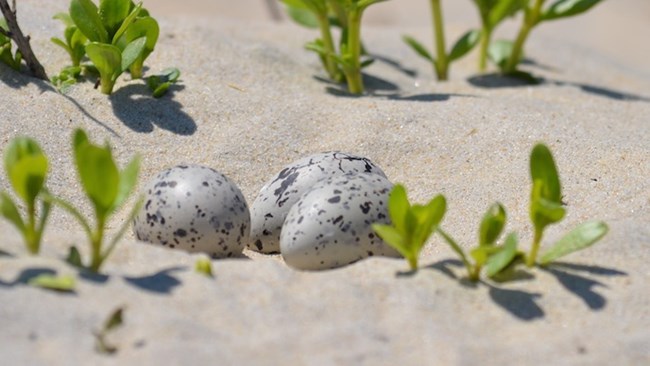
[70,0,108,43]
[530,143,562,203]
[103,306,125,332]
[0,192,26,232]
[86,42,121,81]
[147,68,179,98]
[411,195,446,250]
[124,16,158,57]
[195,257,214,277]
[99,0,131,38]
[470,246,489,266]
[4,137,48,204]
[486,232,518,277]
[66,245,84,268]
[479,203,506,246]
[282,1,321,28]
[112,2,143,45]
[28,274,76,292]
[448,29,480,62]
[387,184,410,234]
[540,221,608,264]
[50,37,71,53]
[542,0,603,22]
[402,35,434,63]
[372,224,405,254]
[488,0,527,27]
[120,36,146,72]
[73,129,119,216]
[488,39,514,69]
[112,155,140,212]
[53,12,75,27]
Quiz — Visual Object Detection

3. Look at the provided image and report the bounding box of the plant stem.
[407,256,418,271]
[344,8,364,94]
[90,217,105,272]
[478,25,491,72]
[99,75,115,95]
[526,227,543,267]
[504,0,545,73]
[129,62,143,79]
[0,0,47,79]
[317,12,340,82]
[437,228,474,278]
[26,201,38,254]
[430,0,448,80]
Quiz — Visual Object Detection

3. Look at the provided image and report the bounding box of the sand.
[0,0,649,364]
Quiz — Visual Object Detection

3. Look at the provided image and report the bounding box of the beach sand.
[0,0,648,364]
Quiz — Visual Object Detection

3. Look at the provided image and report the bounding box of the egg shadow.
[123,266,186,295]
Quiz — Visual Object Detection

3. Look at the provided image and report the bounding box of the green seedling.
[372,184,446,271]
[282,0,386,94]
[51,65,82,92]
[526,143,608,266]
[66,0,157,94]
[437,203,522,281]
[0,137,51,255]
[28,273,76,292]
[94,306,125,354]
[0,18,22,71]
[471,0,526,72]
[502,0,603,73]
[51,13,88,67]
[403,1,479,80]
[146,67,180,98]
[49,129,142,273]
[194,256,214,277]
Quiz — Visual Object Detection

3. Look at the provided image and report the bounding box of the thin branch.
[0,0,47,80]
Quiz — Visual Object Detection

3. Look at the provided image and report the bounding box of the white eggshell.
[249,152,387,254]
[133,165,250,258]
[280,173,401,270]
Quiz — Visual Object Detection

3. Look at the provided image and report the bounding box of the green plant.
[51,13,88,67]
[49,129,142,273]
[0,137,51,255]
[281,0,386,94]
[526,143,608,266]
[375,143,608,281]
[194,256,214,277]
[471,0,526,72]
[403,1,479,80]
[51,65,82,92]
[94,306,125,354]
[66,0,156,94]
[372,184,446,271]
[28,273,76,292]
[437,203,522,281]
[146,67,180,98]
[0,17,21,70]
[502,0,603,73]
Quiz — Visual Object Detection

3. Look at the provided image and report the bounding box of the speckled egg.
[280,173,401,271]
[133,165,250,258]
[249,152,387,254]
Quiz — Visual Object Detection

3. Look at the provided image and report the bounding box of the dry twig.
[0,0,47,79]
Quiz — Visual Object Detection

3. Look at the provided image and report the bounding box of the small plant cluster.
[0,0,179,97]
[281,0,387,94]
[282,0,603,92]
[0,129,142,275]
[373,143,608,281]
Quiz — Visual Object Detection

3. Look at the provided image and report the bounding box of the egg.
[280,172,401,270]
[133,165,250,258]
[249,152,387,254]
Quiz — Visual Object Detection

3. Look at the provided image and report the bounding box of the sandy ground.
[0,0,649,364]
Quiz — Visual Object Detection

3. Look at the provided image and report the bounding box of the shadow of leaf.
[488,285,545,321]
[424,258,463,280]
[123,266,186,294]
[371,54,418,78]
[547,262,628,277]
[467,72,543,88]
[386,93,475,102]
[109,83,196,135]
[541,266,608,310]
